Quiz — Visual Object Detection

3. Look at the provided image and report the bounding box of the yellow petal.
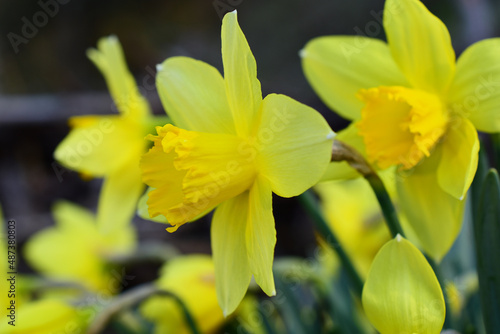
[156,57,235,134]
[54,116,144,176]
[137,187,168,223]
[246,176,276,296]
[211,192,252,316]
[320,122,367,181]
[384,0,455,93]
[87,35,150,119]
[362,235,445,334]
[97,154,144,233]
[256,94,333,197]
[396,153,465,261]
[437,118,479,199]
[221,10,262,137]
[448,38,500,132]
[301,36,408,120]
[140,137,186,225]
[0,299,82,334]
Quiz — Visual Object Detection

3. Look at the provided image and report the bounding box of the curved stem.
[87,283,200,334]
[331,140,405,238]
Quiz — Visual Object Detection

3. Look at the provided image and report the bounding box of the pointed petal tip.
[326,131,335,140]
[107,34,118,42]
[156,63,163,72]
[298,48,306,58]
[396,233,402,242]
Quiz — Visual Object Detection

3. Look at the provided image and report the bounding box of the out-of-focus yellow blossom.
[301,0,500,260]
[362,235,445,334]
[54,36,166,233]
[140,11,334,315]
[140,255,224,334]
[24,201,135,293]
[0,298,85,334]
[315,177,391,278]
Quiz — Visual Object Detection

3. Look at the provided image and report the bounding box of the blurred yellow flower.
[362,235,445,334]
[140,255,224,334]
[0,299,85,334]
[140,11,334,315]
[54,36,166,233]
[24,201,135,293]
[315,177,391,278]
[301,0,500,260]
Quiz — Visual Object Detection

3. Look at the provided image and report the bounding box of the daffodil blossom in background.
[54,36,166,234]
[140,255,224,334]
[315,177,391,279]
[362,235,445,334]
[24,201,135,293]
[302,0,500,260]
[140,11,334,315]
[0,298,86,334]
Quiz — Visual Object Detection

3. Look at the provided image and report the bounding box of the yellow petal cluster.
[54,36,166,233]
[140,11,334,315]
[140,255,224,334]
[301,0,498,260]
[24,201,135,293]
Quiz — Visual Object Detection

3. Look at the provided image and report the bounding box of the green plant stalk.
[331,140,405,238]
[473,169,500,334]
[87,283,201,334]
[364,173,405,238]
[298,190,364,298]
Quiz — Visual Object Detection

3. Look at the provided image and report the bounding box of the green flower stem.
[473,169,500,334]
[298,190,364,298]
[364,174,405,238]
[491,133,500,168]
[87,283,201,334]
[331,140,405,238]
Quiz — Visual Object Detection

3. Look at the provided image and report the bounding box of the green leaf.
[474,169,500,333]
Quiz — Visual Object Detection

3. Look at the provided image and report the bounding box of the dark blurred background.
[0,0,498,271]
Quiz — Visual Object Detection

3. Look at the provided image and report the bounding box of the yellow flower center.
[357,86,449,170]
[142,124,257,231]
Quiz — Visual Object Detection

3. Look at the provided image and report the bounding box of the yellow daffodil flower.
[315,177,391,278]
[301,0,500,260]
[140,11,334,315]
[54,36,166,233]
[0,298,85,334]
[140,255,224,334]
[362,235,445,334]
[24,201,135,293]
